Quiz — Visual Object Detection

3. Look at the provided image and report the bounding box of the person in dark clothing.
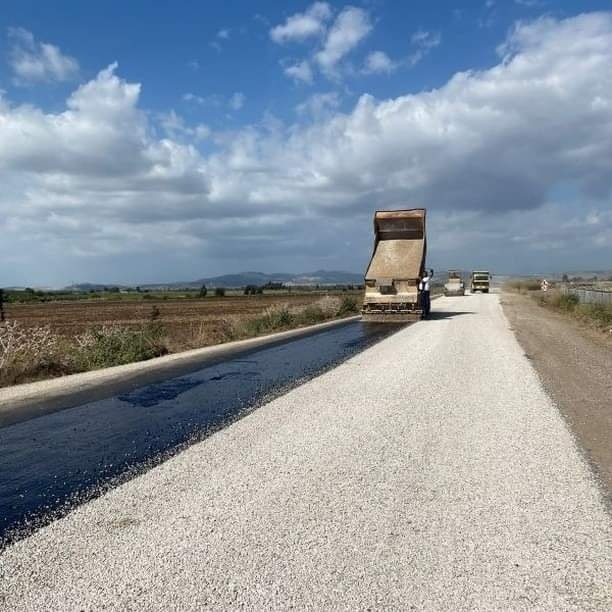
[419,269,433,317]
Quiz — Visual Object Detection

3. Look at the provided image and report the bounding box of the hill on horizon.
[64,270,364,291]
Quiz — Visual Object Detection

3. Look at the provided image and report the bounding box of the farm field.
[3,291,363,352]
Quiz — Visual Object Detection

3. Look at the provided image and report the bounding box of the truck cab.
[470,271,491,293]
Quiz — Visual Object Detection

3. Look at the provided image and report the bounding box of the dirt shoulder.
[502,292,612,502]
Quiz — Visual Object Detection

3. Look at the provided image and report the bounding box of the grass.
[239,295,358,338]
[503,279,542,294]
[0,295,361,388]
[503,281,612,336]
[0,321,167,387]
[538,290,612,332]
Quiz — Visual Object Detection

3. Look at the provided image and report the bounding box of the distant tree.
[244,285,260,295]
[561,274,569,283]
[263,282,284,290]
[0,288,5,322]
[214,287,226,297]
[199,284,208,298]
[256,286,264,295]
[136,286,142,292]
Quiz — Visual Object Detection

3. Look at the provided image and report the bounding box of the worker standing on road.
[419,269,433,318]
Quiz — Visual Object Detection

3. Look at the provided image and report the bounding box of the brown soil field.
[4,293,359,351]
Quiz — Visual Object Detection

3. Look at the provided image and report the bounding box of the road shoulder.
[502,291,612,503]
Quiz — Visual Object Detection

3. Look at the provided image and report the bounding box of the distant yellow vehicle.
[444,270,465,296]
[470,271,491,293]
[362,209,427,322]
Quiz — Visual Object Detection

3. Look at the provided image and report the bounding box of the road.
[502,292,612,499]
[1,294,611,610]
[0,319,394,540]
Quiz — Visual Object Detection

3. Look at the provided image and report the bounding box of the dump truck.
[444,270,465,296]
[362,209,427,322]
[470,270,491,293]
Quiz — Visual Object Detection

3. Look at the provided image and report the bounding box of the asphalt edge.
[0,315,361,428]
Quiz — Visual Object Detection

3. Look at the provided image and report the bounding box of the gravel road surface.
[1,294,610,610]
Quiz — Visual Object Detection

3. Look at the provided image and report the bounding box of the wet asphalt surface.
[0,321,399,545]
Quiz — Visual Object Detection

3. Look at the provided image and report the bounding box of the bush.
[336,295,359,317]
[0,322,68,386]
[578,303,612,327]
[558,293,579,311]
[244,306,294,336]
[70,323,167,371]
[214,287,226,297]
[300,305,326,324]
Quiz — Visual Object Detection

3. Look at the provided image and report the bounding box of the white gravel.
[1,294,610,611]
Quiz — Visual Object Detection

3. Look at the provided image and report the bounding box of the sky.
[1,0,612,286]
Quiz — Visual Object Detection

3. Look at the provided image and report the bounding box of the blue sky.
[1,1,612,285]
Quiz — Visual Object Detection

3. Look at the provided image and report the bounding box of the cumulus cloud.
[8,27,79,84]
[2,13,612,283]
[363,51,397,74]
[314,7,372,76]
[270,2,332,43]
[284,60,314,83]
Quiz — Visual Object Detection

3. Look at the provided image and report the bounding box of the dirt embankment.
[502,292,612,502]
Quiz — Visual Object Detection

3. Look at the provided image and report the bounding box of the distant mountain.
[142,270,363,289]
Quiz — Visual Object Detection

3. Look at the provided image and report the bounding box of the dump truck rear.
[362,209,426,322]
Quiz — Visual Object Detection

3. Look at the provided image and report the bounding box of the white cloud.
[363,50,397,74]
[296,92,340,118]
[217,28,230,39]
[270,2,332,43]
[315,7,372,76]
[229,92,246,111]
[284,60,314,84]
[8,27,79,84]
[2,13,612,282]
[408,30,441,66]
[183,92,223,107]
[160,110,210,141]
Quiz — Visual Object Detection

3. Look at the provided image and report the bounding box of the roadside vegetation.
[0,295,360,388]
[538,291,612,333]
[504,279,612,336]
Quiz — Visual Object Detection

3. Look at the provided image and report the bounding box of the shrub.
[244,306,294,336]
[70,323,167,371]
[578,303,612,327]
[214,287,226,297]
[199,284,207,298]
[336,295,359,317]
[0,322,68,386]
[558,293,579,311]
[300,305,326,324]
